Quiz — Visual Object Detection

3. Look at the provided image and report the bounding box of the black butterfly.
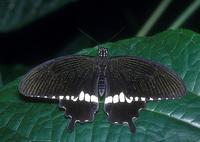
[18,48,186,133]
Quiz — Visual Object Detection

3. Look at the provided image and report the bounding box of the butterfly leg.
[104,101,145,133]
[59,98,99,131]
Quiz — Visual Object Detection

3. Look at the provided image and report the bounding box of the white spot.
[59,96,64,99]
[119,92,125,102]
[44,96,47,98]
[66,96,70,100]
[37,96,40,98]
[132,117,137,121]
[67,115,72,118]
[85,93,90,102]
[105,96,112,104]
[141,97,146,101]
[113,95,119,103]
[85,120,89,122]
[149,97,153,101]
[75,120,80,123]
[134,96,139,101]
[166,98,169,100]
[79,91,84,101]
[125,97,133,103]
[91,95,98,103]
[71,96,78,101]
[114,122,118,124]
[158,98,161,100]
[52,96,56,99]
[138,108,143,111]
[123,122,128,124]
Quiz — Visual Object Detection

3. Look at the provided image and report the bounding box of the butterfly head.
[98,48,108,58]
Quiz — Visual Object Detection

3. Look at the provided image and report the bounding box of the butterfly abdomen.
[97,70,106,97]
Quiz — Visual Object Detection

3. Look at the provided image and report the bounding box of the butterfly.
[18,47,186,133]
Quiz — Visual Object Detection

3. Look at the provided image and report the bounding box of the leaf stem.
[136,0,172,36]
[169,0,200,29]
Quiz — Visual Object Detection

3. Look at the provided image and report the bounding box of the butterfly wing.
[104,56,186,133]
[19,56,99,131]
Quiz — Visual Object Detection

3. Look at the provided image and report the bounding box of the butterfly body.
[96,50,108,97]
[19,48,186,133]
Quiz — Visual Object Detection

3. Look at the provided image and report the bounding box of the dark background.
[0,0,199,65]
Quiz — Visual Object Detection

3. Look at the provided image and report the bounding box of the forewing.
[19,56,96,98]
[19,56,99,131]
[108,57,186,100]
[104,56,186,133]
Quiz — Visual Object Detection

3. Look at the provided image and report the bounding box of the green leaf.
[0,29,200,142]
[0,64,28,88]
[0,0,77,32]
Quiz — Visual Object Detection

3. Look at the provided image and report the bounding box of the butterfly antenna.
[106,25,126,42]
[77,28,101,46]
